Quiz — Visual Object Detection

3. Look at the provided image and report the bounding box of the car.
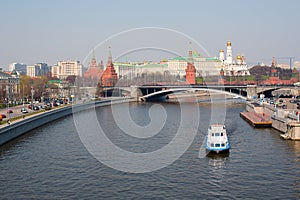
[282,104,287,109]
[44,105,52,110]
[0,114,7,118]
[21,108,28,113]
[28,104,34,109]
[33,106,40,111]
[7,109,13,114]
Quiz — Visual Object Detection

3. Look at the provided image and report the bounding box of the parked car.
[282,104,287,109]
[33,106,40,111]
[44,105,51,110]
[289,99,297,104]
[7,109,13,114]
[21,108,28,113]
[0,114,7,118]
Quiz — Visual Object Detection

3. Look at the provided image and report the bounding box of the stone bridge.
[139,88,247,102]
[101,85,293,101]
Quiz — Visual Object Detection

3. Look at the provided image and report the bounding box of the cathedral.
[219,41,250,76]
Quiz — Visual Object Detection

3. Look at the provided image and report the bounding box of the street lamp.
[31,86,35,104]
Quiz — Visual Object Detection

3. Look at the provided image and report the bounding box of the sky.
[0,0,300,69]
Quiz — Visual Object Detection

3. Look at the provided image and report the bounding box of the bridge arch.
[140,88,246,101]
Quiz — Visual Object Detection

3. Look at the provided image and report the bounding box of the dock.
[240,112,272,127]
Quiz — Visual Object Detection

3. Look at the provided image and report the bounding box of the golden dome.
[227,40,231,46]
[219,49,224,52]
[236,55,242,60]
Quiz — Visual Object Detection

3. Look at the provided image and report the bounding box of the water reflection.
[207,152,229,172]
[287,141,300,161]
[206,152,230,187]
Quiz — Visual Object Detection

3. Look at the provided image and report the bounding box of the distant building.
[35,63,50,76]
[26,65,40,77]
[51,60,83,79]
[26,63,50,77]
[9,62,27,75]
[0,69,20,101]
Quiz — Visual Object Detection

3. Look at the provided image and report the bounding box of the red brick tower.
[185,49,196,85]
[101,47,118,87]
[84,49,104,81]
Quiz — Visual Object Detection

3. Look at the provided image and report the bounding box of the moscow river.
[0,99,299,199]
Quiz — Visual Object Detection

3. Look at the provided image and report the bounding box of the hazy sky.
[1,0,300,68]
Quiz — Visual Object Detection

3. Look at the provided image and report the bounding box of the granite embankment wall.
[0,98,132,146]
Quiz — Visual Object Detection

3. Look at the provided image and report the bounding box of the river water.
[0,99,299,199]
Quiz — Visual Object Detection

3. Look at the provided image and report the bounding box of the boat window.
[221,133,223,136]
[215,144,220,147]
[215,133,220,136]
[221,143,225,147]
[212,133,214,136]
[211,144,214,147]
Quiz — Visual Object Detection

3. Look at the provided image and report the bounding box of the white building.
[114,62,168,80]
[9,62,27,75]
[167,52,223,78]
[26,63,50,77]
[221,41,250,76]
[26,65,40,77]
[51,60,83,79]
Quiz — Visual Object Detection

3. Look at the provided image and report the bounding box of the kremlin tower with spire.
[185,47,196,85]
[101,47,118,87]
[84,50,104,83]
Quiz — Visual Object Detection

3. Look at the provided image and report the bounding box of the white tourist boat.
[206,124,230,153]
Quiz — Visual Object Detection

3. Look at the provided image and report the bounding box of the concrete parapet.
[271,115,287,133]
[0,106,72,146]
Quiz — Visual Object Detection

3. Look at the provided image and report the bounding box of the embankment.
[0,98,132,146]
